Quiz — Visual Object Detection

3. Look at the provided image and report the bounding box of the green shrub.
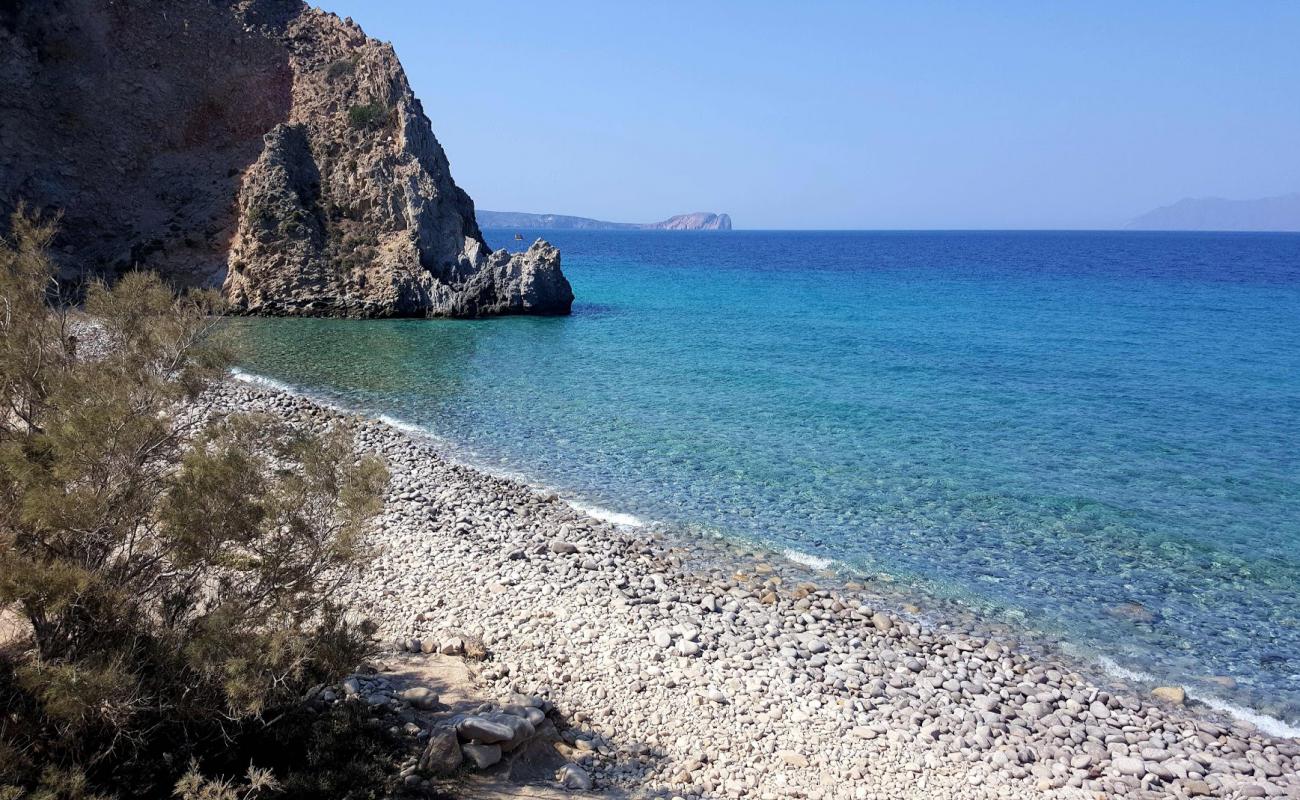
[246,200,277,231]
[0,208,390,798]
[347,102,388,131]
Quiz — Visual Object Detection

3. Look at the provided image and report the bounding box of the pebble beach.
[211,376,1300,800]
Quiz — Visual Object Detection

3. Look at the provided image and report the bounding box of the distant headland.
[478,210,732,231]
[1127,192,1300,232]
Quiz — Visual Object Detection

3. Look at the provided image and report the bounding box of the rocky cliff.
[0,0,571,317]
[646,212,732,231]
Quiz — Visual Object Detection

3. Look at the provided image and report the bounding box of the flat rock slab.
[375,653,619,797]
[0,606,32,654]
[451,783,606,800]
[380,652,481,714]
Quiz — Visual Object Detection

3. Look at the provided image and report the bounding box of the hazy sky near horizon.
[320,1,1300,229]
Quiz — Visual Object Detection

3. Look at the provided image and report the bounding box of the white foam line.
[1193,694,1300,739]
[229,367,362,417]
[228,370,646,529]
[1095,654,1157,684]
[376,413,431,437]
[567,500,645,528]
[1094,654,1300,739]
[229,366,299,395]
[783,548,836,570]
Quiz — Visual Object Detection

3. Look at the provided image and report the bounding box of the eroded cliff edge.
[0,0,572,317]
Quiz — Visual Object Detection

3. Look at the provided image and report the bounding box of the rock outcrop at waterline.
[0,0,572,317]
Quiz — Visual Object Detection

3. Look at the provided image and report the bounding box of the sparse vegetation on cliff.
[326,54,359,82]
[347,101,389,131]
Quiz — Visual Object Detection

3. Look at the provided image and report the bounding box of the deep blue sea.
[228,230,1300,733]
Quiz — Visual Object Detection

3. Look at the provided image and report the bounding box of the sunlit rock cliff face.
[477,210,733,231]
[646,212,732,231]
[0,0,571,317]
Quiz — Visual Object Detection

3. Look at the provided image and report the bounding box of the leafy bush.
[0,208,390,798]
[347,102,389,131]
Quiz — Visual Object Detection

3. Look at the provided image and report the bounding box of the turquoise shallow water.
[228,230,1300,730]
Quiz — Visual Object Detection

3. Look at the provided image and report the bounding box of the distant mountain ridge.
[478,210,732,231]
[1128,193,1300,232]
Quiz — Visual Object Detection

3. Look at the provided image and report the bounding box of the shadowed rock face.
[0,0,572,317]
[0,0,293,289]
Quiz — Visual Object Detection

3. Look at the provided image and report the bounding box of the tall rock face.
[0,0,292,289]
[0,0,572,317]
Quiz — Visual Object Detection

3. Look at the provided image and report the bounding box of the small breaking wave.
[1095,654,1157,684]
[229,367,358,416]
[1093,654,1300,738]
[230,368,647,531]
[229,367,300,394]
[1195,695,1300,739]
[567,500,645,528]
[783,548,836,570]
[377,413,433,437]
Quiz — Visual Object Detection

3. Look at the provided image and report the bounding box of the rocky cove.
[6,1,1298,797]
[205,375,1300,800]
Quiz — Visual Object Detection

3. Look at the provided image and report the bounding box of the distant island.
[478,210,732,231]
[1127,192,1300,232]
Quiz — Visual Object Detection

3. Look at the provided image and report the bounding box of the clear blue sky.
[320,1,1300,229]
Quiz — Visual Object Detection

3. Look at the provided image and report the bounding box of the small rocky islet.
[208,378,1300,800]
